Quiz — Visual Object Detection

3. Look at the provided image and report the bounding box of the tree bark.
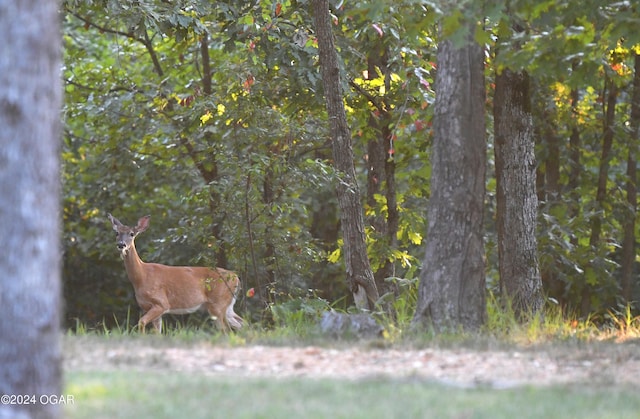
[412,28,487,332]
[180,34,227,268]
[584,76,618,315]
[313,0,379,309]
[563,84,583,311]
[621,54,640,303]
[533,84,564,305]
[568,86,582,199]
[494,68,544,318]
[590,78,617,246]
[364,41,399,296]
[0,1,62,418]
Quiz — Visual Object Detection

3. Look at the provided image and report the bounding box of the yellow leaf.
[408,231,422,245]
[200,110,213,125]
[327,248,341,263]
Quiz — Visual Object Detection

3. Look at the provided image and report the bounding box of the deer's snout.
[117,242,126,249]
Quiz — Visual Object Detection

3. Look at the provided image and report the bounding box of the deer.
[107,213,243,333]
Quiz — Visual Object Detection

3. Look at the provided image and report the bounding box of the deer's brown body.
[108,214,243,333]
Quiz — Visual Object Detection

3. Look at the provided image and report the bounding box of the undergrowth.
[68,279,640,347]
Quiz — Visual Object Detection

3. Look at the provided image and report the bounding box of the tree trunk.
[562,83,582,311]
[200,34,228,269]
[590,78,617,245]
[568,86,582,199]
[621,54,640,303]
[567,62,582,226]
[533,84,564,305]
[585,76,618,315]
[412,28,487,332]
[364,41,399,297]
[262,167,276,300]
[313,0,379,309]
[542,103,560,202]
[178,34,228,268]
[0,1,62,418]
[494,68,544,318]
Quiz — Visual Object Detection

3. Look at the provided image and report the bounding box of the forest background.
[62,0,640,330]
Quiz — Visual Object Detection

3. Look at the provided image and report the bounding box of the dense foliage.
[62,0,640,329]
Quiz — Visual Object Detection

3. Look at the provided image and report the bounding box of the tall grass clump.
[266,293,332,340]
[482,292,640,344]
[604,303,640,341]
[374,276,419,342]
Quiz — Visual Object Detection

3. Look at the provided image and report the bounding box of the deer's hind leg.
[206,303,229,333]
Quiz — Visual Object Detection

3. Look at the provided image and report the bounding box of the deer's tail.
[226,297,244,330]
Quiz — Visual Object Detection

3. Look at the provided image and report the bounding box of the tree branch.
[348,78,388,115]
[143,29,164,77]
[66,8,164,76]
[179,136,216,184]
[65,9,139,40]
[200,34,213,95]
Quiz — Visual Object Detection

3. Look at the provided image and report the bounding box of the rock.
[319,311,383,339]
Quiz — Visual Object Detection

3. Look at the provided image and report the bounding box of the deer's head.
[107,214,150,257]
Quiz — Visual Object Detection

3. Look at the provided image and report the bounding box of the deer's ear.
[136,215,151,233]
[108,213,122,232]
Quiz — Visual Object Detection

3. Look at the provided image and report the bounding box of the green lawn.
[65,369,640,419]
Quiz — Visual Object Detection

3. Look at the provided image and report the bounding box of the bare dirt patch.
[63,335,640,388]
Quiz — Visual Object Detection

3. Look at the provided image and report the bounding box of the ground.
[64,335,640,388]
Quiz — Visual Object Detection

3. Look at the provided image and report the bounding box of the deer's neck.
[122,244,146,288]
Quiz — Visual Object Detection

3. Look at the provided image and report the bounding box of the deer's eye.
[130,232,135,237]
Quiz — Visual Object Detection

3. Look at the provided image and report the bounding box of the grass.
[64,369,640,419]
[69,295,640,350]
[63,298,640,419]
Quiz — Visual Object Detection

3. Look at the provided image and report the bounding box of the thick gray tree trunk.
[0,1,62,418]
[493,68,544,318]
[313,0,379,310]
[412,29,487,332]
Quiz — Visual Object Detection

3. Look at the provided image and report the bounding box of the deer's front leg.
[138,306,165,334]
